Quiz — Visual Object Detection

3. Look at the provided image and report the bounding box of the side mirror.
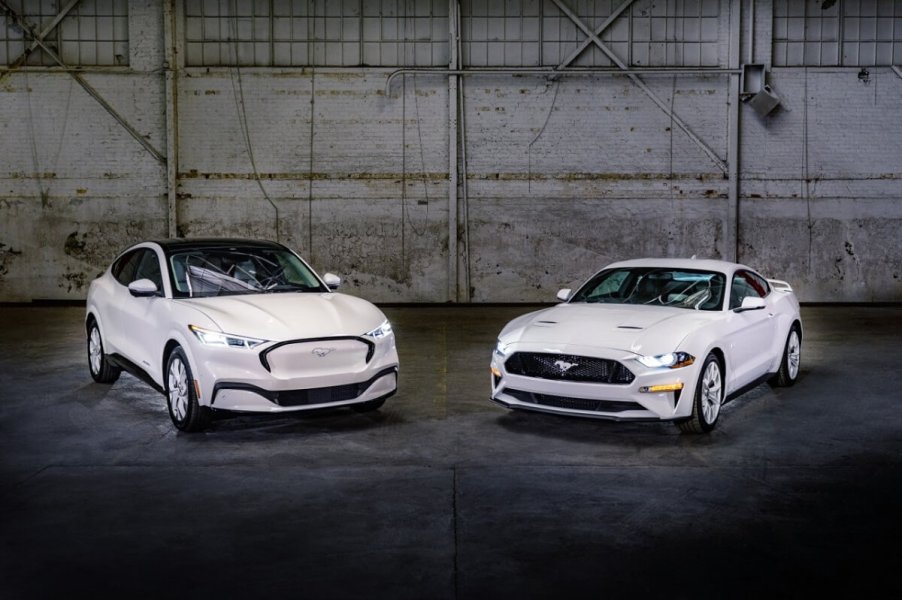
[734,296,766,312]
[128,278,160,298]
[556,288,572,302]
[323,273,341,290]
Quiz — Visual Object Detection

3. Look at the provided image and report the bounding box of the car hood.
[177,292,386,341]
[499,303,716,356]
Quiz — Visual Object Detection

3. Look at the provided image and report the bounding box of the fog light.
[639,383,684,393]
[491,367,501,377]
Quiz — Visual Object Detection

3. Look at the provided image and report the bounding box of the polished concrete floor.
[1,304,901,598]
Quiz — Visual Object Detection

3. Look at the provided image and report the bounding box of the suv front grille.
[504,352,635,384]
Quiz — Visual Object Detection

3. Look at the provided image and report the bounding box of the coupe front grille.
[504,352,635,384]
[506,389,639,413]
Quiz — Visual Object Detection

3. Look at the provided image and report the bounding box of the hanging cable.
[228,0,280,241]
[527,78,560,194]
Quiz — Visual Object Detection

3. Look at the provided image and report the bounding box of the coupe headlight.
[189,325,267,349]
[494,340,508,358]
[637,352,695,369]
[364,320,393,339]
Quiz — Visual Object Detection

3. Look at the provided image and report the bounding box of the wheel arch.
[162,339,183,389]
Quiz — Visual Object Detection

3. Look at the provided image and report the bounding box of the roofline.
[147,238,289,252]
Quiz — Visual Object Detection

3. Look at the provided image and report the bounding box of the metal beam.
[0,1,166,164]
[0,0,80,76]
[448,0,460,302]
[548,0,728,174]
[385,67,741,96]
[552,0,637,74]
[727,0,742,262]
[164,0,180,237]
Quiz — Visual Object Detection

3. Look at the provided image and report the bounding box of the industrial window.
[461,0,723,68]
[773,0,902,66]
[184,0,450,67]
[0,0,129,67]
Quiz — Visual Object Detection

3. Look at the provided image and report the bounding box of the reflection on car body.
[86,238,398,432]
[490,258,802,433]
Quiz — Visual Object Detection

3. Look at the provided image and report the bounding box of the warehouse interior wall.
[1,0,900,303]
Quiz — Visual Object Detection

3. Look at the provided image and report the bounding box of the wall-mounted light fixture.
[741,64,782,117]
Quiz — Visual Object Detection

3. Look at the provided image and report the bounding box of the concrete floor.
[1,304,901,598]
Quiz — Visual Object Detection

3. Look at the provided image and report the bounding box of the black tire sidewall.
[87,323,103,379]
[695,354,722,431]
[781,327,801,385]
[166,347,198,431]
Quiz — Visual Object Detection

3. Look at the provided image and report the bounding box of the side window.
[748,272,770,297]
[135,250,164,290]
[111,250,142,285]
[730,270,766,310]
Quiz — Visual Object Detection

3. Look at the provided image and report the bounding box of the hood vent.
[617,325,644,330]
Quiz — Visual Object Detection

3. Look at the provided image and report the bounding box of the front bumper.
[490,344,698,422]
[188,334,399,413]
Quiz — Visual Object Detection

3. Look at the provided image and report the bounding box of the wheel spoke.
[701,361,722,424]
[787,332,801,379]
[168,358,189,422]
[88,329,102,374]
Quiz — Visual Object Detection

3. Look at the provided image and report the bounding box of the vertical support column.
[163,0,180,238]
[727,0,741,262]
[447,0,460,302]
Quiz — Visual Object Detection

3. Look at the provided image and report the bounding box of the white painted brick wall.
[1,3,900,302]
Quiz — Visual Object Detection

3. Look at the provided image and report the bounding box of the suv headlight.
[637,352,695,369]
[189,325,267,349]
[364,320,393,339]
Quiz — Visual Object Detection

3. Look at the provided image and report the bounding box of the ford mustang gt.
[490,258,801,433]
[86,239,398,431]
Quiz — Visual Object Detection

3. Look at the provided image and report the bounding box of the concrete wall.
[1,1,901,303]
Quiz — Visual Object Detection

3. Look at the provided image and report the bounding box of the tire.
[351,397,386,413]
[165,346,210,432]
[770,325,801,387]
[87,320,121,384]
[677,353,724,434]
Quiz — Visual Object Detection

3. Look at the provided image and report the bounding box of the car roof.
[147,238,288,253]
[603,257,754,274]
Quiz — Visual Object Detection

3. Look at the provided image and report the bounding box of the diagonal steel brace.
[1,0,81,75]
[549,0,728,174]
[1,1,166,164]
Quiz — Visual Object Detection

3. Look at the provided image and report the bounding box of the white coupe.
[490,258,801,433]
[86,239,399,431]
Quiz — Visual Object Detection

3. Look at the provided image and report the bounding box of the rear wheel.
[87,321,121,383]
[770,326,801,387]
[166,347,210,432]
[677,353,723,434]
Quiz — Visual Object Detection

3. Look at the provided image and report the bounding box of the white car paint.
[86,239,398,431]
[490,258,802,433]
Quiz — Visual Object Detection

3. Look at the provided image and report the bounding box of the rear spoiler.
[767,278,793,292]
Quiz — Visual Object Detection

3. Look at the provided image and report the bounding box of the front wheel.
[770,326,801,387]
[166,347,210,432]
[677,353,723,434]
[87,321,121,384]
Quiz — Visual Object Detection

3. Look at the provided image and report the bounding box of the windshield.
[569,267,726,311]
[168,246,327,298]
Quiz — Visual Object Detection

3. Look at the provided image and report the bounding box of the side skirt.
[107,353,165,395]
[725,372,777,403]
